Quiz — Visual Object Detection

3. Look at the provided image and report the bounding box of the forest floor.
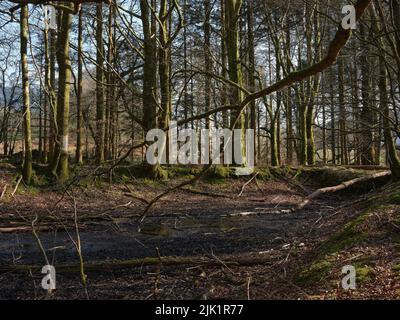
[0,161,399,300]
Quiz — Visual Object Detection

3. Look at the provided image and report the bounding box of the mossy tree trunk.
[96,3,105,164]
[48,23,58,175]
[225,0,245,165]
[54,5,73,182]
[75,8,83,165]
[285,16,294,165]
[140,0,164,178]
[371,3,400,179]
[247,0,257,165]
[20,4,32,184]
[305,1,321,166]
[304,2,314,166]
[158,0,171,163]
[298,104,308,165]
[269,112,279,166]
[106,3,116,160]
[204,0,212,131]
[379,58,400,179]
[220,0,229,129]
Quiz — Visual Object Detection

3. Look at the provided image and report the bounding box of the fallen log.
[0,222,90,234]
[342,165,389,171]
[0,225,54,233]
[0,255,274,274]
[295,170,392,211]
[232,170,392,216]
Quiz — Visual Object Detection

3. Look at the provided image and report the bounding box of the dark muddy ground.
[0,167,354,300]
[5,165,398,300]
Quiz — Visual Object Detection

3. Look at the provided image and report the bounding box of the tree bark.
[96,2,105,164]
[225,0,245,164]
[20,4,32,184]
[54,5,73,182]
[75,8,83,165]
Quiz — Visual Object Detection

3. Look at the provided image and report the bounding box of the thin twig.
[11,176,22,197]
[237,173,259,198]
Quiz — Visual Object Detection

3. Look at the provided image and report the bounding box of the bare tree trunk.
[106,2,115,160]
[330,68,336,165]
[360,22,375,165]
[338,58,349,165]
[204,0,212,131]
[378,48,400,178]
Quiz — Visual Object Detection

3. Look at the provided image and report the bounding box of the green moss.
[0,162,16,170]
[296,211,370,286]
[293,168,302,180]
[212,166,231,179]
[255,168,271,181]
[388,193,400,205]
[393,235,400,252]
[167,166,202,179]
[264,166,298,181]
[296,258,333,286]
[317,213,369,256]
[119,174,131,184]
[148,165,169,180]
[113,164,168,181]
[94,177,104,189]
[142,178,162,187]
[31,171,51,187]
[78,176,95,189]
[113,166,136,180]
[16,185,40,196]
[355,265,374,284]
[204,165,232,182]
[301,181,398,278]
[392,264,400,274]
[298,167,364,187]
